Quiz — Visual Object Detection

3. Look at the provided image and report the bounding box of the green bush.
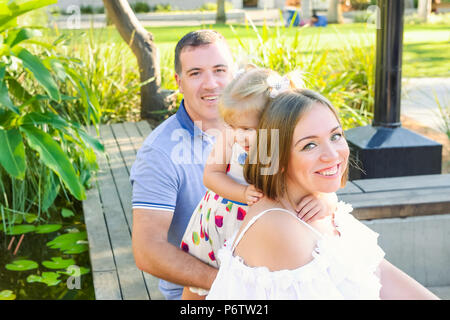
[0,0,103,225]
[199,2,233,12]
[154,4,173,12]
[350,0,376,10]
[131,2,151,13]
[80,5,94,14]
[230,22,374,130]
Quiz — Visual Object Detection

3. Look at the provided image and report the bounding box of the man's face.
[175,41,234,124]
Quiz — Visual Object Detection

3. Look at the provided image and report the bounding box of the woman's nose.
[320,143,339,162]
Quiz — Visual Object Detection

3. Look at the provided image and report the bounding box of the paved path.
[401,77,450,132]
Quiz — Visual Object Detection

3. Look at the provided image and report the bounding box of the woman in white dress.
[207,88,439,300]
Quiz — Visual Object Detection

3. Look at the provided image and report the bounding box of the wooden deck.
[83,121,164,300]
[82,121,450,300]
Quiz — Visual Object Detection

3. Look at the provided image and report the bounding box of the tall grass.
[230,21,375,129]
[434,91,450,139]
[52,28,179,124]
[49,22,376,128]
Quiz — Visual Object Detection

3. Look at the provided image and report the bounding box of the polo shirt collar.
[176,99,213,140]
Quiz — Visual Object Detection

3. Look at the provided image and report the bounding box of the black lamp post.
[345,0,442,180]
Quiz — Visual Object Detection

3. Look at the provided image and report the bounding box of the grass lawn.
[54,23,449,77]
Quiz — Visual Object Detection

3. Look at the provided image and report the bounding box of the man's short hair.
[174,30,227,75]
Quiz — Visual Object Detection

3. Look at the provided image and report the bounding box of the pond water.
[0,204,95,300]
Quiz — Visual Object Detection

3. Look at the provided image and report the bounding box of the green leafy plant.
[433,90,450,140]
[42,257,75,269]
[35,223,62,234]
[0,290,16,300]
[5,259,38,271]
[230,20,374,130]
[5,224,35,235]
[46,230,89,254]
[27,272,61,286]
[0,0,104,227]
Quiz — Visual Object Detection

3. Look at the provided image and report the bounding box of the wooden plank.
[111,123,136,175]
[92,270,122,300]
[143,272,165,300]
[352,174,450,193]
[121,121,146,154]
[83,122,162,299]
[97,125,149,300]
[427,286,450,300]
[336,181,363,195]
[340,187,450,220]
[119,122,165,300]
[100,125,133,232]
[135,120,152,139]
[82,181,116,272]
[341,187,450,208]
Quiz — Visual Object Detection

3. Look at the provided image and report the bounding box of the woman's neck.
[278,181,310,212]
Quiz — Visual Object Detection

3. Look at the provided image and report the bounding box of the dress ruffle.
[207,202,385,300]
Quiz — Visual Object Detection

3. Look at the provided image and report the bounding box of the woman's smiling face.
[286,102,349,195]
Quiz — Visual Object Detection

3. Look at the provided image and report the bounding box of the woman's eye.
[302,143,316,151]
[331,133,342,141]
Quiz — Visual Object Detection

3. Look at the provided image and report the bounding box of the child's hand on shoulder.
[296,193,338,222]
[245,184,264,206]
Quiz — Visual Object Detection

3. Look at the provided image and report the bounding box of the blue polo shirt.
[130,100,215,300]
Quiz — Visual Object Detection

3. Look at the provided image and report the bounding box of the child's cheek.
[247,130,257,146]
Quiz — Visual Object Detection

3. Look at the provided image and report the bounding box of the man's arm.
[132,208,218,290]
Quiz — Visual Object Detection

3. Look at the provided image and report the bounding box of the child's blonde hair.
[218,65,302,125]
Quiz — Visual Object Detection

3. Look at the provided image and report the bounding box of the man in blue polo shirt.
[130,30,235,300]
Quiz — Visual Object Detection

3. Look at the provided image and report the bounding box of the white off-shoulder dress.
[206,202,385,300]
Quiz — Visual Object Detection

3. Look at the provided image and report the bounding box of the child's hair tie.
[267,74,291,98]
[233,68,246,79]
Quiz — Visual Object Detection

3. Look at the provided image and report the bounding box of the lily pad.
[26,272,61,286]
[6,224,36,235]
[0,290,16,300]
[35,224,62,234]
[58,265,90,276]
[61,208,74,218]
[46,231,88,254]
[5,259,38,271]
[42,257,75,269]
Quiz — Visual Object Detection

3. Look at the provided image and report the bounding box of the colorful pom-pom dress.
[180,143,249,269]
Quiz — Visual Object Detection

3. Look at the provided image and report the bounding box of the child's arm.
[296,192,338,222]
[204,131,262,205]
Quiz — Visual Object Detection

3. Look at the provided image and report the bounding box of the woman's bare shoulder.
[235,202,318,272]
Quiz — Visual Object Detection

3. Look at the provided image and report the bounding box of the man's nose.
[202,71,219,90]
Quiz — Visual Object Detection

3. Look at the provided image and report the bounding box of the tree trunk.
[216,0,226,24]
[102,0,172,121]
[327,0,343,24]
[418,0,431,22]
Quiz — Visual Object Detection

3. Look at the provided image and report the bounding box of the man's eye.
[189,72,200,77]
